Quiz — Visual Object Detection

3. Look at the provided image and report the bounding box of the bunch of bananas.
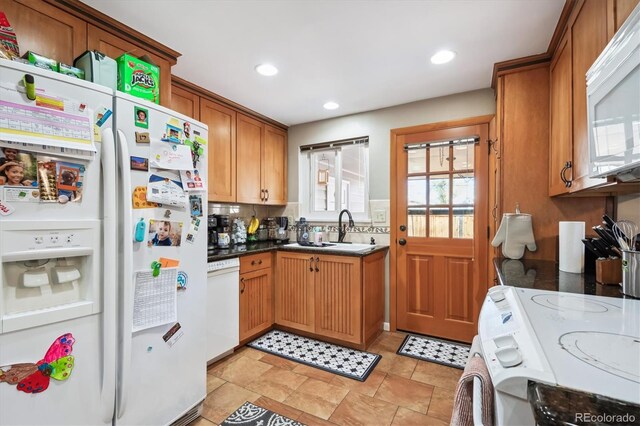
[247,216,260,234]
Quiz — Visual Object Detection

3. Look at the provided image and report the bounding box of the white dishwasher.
[206,257,240,364]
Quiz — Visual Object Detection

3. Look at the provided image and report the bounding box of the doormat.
[221,401,304,426]
[396,334,470,370]
[247,330,381,382]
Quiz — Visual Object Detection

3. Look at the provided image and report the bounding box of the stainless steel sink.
[284,242,376,253]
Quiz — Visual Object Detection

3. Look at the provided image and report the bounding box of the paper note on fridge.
[149,139,193,170]
[146,173,188,207]
[132,268,178,333]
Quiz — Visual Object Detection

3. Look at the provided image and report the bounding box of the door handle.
[265,189,269,201]
[260,189,265,201]
[240,277,245,293]
[309,257,314,271]
[560,161,572,188]
[398,238,407,246]
[315,256,320,272]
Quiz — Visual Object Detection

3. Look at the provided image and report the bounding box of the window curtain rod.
[403,136,479,151]
[300,136,369,152]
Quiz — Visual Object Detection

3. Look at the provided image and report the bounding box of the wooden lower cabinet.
[239,257,273,342]
[275,250,385,349]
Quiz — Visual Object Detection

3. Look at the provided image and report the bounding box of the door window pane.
[429,208,449,238]
[311,150,336,212]
[408,177,427,206]
[453,207,474,239]
[429,175,450,205]
[452,174,474,204]
[408,207,427,237]
[429,146,449,172]
[453,144,474,171]
[408,149,426,174]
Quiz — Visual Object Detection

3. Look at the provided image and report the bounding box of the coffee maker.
[207,215,218,250]
[214,214,231,248]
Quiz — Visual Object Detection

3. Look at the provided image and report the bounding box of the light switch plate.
[373,209,386,223]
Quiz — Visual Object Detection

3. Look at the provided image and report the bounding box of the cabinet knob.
[399,238,407,246]
[251,260,256,266]
[399,225,406,232]
[258,259,263,265]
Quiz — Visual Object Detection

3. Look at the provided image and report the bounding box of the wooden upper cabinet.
[170,83,200,120]
[87,24,173,107]
[549,34,573,196]
[615,0,640,31]
[262,125,288,205]
[201,99,236,202]
[570,0,609,192]
[237,114,264,204]
[2,0,86,64]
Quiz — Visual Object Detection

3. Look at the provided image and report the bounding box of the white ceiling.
[82,0,564,126]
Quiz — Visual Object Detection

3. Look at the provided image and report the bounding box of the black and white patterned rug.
[221,402,304,426]
[396,334,470,369]
[247,330,381,382]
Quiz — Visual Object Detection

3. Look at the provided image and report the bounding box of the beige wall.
[287,88,496,201]
[618,194,640,225]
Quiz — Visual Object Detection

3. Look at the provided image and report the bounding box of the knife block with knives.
[595,258,622,285]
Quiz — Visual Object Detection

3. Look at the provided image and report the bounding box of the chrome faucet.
[337,209,355,242]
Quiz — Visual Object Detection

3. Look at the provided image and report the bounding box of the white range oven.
[477,286,640,425]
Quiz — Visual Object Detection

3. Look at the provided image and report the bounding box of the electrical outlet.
[373,209,386,223]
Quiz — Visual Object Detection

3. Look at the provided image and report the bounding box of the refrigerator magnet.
[134,106,148,129]
[176,271,188,290]
[135,132,150,143]
[132,186,159,209]
[147,219,183,247]
[0,200,15,215]
[95,107,112,127]
[162,322,183,347]
[189,195,202,217]
[130,156,149,171]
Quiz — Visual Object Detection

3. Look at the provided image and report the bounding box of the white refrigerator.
[113,92,208,425]
[0,59,208,425]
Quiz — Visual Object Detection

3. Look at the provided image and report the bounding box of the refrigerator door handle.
[116,129,134,419]
[100,128,117,423]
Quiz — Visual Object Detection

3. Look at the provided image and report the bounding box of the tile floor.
[190,331,462,426]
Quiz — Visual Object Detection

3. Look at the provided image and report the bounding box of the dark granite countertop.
[528,381,640,425]
[208,242,389,262]
[494,258,625,298]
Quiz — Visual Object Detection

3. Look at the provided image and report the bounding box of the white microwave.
[586,3,640,180]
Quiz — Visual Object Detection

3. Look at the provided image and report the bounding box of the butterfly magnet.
[0,333,75,394]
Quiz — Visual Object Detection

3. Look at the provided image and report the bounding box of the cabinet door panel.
[201,99,236,202]
[3,0,86,64]
[239,269,273,342]
[237,114,264,204]
[570,0,608,191]
[262,125,287,205]
[275,252,315,332]
[170,84,199,120]
[549,35,573,196]
[314,255,361,344]
[87,24,172,106]
[616,0,640,31]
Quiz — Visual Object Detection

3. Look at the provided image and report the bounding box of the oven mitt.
[501,259,537,287]
[492,214,537,259]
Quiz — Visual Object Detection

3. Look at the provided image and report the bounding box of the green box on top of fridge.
[116,54,160,104]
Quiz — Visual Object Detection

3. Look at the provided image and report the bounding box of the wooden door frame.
[389,114,495,332]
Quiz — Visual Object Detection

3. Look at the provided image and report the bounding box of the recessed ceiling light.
[255,64,278,76]
[323,101,339,110]
[430,50,456,65]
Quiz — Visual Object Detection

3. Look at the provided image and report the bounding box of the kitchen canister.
[559,221,585,273]
[621,250,640,298]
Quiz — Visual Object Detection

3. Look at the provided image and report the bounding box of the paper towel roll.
[559,221,585,273]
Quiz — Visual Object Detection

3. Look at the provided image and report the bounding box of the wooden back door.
[391,118,490,343]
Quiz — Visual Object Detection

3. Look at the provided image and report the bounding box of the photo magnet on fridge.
[189,195,202,217]
[134,106,149,129]
[130,156,149,171]
[147,218,183,247]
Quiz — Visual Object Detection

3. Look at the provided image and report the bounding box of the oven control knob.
[489,290,506,302]
[495,347,523,368]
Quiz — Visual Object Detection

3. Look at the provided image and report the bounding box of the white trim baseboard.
[383,322,390,331]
